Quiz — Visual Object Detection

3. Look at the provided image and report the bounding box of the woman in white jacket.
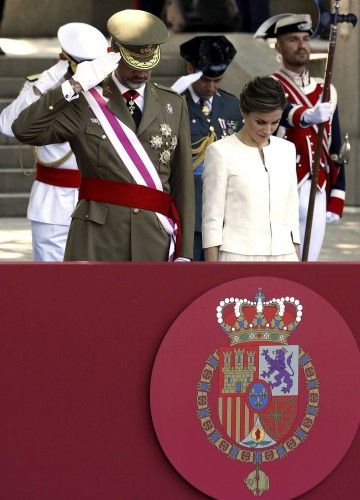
[202,76,300,262]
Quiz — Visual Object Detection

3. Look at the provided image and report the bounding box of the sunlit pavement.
[0,37,66,57]
[0,218,32,261]
[318,206,360,261]
[0,207,359,262]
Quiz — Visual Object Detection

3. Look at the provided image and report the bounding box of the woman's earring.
[242,118,245,124]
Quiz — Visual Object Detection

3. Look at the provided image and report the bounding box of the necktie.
[122,90,142,128]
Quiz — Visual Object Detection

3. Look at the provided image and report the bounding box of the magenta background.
[0,263,359,499]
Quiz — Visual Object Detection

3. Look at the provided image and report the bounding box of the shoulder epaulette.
[217,88,238,99]
[26,73,40,82]
[153,82,180,95]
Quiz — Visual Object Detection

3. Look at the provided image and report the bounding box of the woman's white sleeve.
[202,143,228,248]
[289,143,301,244]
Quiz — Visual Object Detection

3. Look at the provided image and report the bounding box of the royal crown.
[216,288,303,345]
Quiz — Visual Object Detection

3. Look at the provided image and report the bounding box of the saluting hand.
[34,60,70,94]
[73,52,121,92]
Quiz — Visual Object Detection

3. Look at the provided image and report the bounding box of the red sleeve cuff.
[327,196,345,217]
[291,105,308,127]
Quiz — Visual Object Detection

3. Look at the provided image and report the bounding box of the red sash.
[36,163,80,188]
[79,177,182,258]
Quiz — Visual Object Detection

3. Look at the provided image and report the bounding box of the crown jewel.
[216,288,303,345]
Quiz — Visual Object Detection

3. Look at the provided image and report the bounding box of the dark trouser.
[194,231,204,261]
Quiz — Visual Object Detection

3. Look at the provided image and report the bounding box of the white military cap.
[254,13,313,39]
[57,22,108,62]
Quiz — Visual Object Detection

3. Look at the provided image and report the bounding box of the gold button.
[101,134,106,140]
[48,105,54,110]
[133,208,139,214]
[209,126,214,132]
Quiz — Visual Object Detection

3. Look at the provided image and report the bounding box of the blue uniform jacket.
[184,88,242,232]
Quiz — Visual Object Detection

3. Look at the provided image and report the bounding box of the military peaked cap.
[57,23,108,62]
[107,9,168,70]
[180,35,236,79]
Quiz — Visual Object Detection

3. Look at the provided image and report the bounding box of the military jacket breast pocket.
[85,124,109,169]
[72,200,109,226]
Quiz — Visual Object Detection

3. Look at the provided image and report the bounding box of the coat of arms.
[197,289,319,496]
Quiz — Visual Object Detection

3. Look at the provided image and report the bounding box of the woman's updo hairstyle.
[240,76,287,115]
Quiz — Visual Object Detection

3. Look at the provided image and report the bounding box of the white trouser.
[31,221,69,262]
[299,180,327,261]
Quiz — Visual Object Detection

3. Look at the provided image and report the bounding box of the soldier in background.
[12,9,194,262]
[0,23,108,261]
[175,33,335,260]
[255,13,345,261]
[178,36,241,260]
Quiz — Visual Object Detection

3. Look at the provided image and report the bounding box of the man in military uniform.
[178,35,242,260]
[12,9,194,262]
[255,13,345,261]
[0,23,108,261]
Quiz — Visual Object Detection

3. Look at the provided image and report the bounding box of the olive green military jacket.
[12,76,195,261]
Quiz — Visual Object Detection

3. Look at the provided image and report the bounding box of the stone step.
[153,54,185,77]
[0,56,57,77]
[0,77,26,98]
[0,134,19,145]
[0,192,29,216]
[0,168,33,192]
[0,98,12,113]
[0,53,184,77]
[0,145,33,168]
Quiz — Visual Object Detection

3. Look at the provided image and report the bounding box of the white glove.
[326,211,340,223]
[302,102,334,125]
[174,257,191,262]
[171,71,203,94]
[73,52,121,91]
[34,60,70,94]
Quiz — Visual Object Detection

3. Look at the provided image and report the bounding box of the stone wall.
[1,0,133,36]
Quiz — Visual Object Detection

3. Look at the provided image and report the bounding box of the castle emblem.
[196,289,319,496]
